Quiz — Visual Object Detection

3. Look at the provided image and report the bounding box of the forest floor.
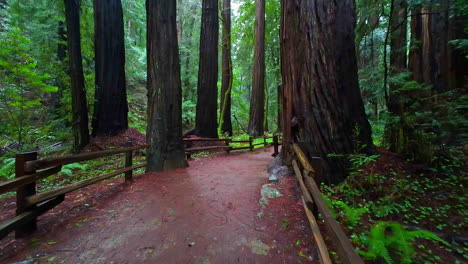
[0,148,317,264]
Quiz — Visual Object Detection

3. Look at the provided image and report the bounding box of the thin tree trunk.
[280,0,374,183]
[248,0,266,137]
[64,0,90,153]
[387,0,407,152]
[52,20,67,109]
[195,0,219,138]
[219,0,233,136]
[92,0,128,137]
[146,0,188,172]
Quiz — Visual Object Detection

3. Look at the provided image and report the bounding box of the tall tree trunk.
[182,8,196,102]
[248,0,266,137]
[280,0,374,184]
[219,0,233,136]
[195,0,218,138]
[387,0,407,152]
[51,20,67,109]
[409,1,467,90]
[64,0,90,152]
[277,84,282,132]
[146,0,188,172]
[92,0,128,137]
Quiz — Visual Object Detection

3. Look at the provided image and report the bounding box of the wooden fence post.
[249,137,253,151]
[263,136,267,147]
[15,152,38,238]
[225,139,231,154]
[125,141,133,181]
[273,135,279,157]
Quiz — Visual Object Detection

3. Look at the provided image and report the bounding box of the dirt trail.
[1,148,317,264]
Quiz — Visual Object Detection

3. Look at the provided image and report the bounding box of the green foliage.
[334,201,369,227]
[358,222,449,264]
[349,154,380,171]
[321,194,368,227]
[0,26,57,147]
[0,158,16,180]
[60,162,89,177]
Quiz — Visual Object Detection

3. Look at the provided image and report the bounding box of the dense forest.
[0,0,467,263]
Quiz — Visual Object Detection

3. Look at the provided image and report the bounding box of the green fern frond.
[360,222,449,264]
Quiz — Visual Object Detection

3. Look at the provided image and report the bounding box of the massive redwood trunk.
[64,0,90,152]
[387,0,408,152]
[92,0,128,137]
[195,0,218,138]
[281,0,374,183]
[219,0,233,136]
[146,0,187,172]
[248,0,266,137]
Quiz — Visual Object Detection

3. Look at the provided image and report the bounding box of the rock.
[259,184,282,207]
[267,155,291,182]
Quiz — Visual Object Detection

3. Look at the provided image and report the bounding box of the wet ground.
[0,148,317,264]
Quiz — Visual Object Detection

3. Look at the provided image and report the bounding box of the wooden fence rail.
[0,135,282,240]
[0,144,148,240]
[183,134,282,158]
[292,143,364,264]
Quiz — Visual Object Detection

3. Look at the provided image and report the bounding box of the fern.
[334,201,368,226]
[60,163,89,176]
[0,158,16,180]
[359,222,449,264]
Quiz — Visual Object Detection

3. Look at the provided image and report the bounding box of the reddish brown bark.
[92,0,128,137]
[195,0,219,138]
[387,0,408,152]
[280,0,374,183]
[146,0,187,172]
[248,0,266,137]
[64,0,90,152]
[220,0,233,136]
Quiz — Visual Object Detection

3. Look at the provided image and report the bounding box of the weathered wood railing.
[292,143,364,264]
[183,134,282,159]
[0,144,148,240]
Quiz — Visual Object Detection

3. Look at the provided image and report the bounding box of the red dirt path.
[0,148,317,264]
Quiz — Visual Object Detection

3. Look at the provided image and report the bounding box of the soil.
[0,148,317,264]
[82,128,147,152]
[323,148,467,264]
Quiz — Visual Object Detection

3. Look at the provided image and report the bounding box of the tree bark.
[387,0,407,152]
[51,20,68,109]
[92,0,128,137]
[195,0,218,138]
[280,0,374,184]
[248,0,266,137]
[409,1,467,91]
[146,0,188,172]
[219,0,233,136]
[64,0,90,153]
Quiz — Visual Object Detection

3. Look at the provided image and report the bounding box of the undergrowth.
[320,149,467,263]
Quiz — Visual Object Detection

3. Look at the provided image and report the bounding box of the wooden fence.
[0,144,147,240]
[184,134,282,159]
[292,143,364,264]
[0,135,281,240]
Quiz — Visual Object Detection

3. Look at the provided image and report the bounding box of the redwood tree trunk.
[409,1,467,91]
[146,0,188,172]
[219,0,233,136]
[92,0,128,137]
[64,0,90,152]
[195,0,218,138]
[387,0,407,152]
[248,0,266,137]
[280,0,374,183]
